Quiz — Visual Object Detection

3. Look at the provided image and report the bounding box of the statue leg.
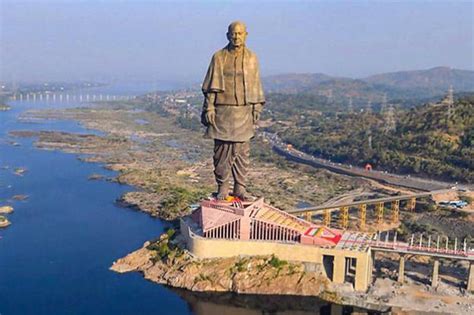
[213,140,233,200]
[231,141,250,200]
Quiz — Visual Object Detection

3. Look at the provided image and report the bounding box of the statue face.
[227,23,247,48]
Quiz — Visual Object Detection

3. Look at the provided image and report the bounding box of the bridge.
[286,189,457,230]
[337,230,474,290]
[9,92,137,103]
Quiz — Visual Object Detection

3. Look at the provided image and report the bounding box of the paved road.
[260,132,468,192]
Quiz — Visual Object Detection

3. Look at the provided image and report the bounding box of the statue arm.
[201,93,217,127]
[203,92,216,112]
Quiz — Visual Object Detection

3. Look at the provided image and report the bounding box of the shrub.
[268,255,287,269]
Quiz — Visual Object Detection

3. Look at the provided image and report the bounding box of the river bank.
[111,230,390,313]
[0,94,195,315]
[8,97,473,314]
[110,229,474,314]
[13,104,374,220]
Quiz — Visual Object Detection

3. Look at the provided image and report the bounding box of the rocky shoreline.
[110,231,390,313]
[11,103,474,314]
[110,230,474,314]
[11,106,371,221]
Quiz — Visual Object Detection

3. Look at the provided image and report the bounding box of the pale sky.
[0,0,472,84]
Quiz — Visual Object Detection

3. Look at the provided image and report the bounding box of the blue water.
[0,94,195,314]
[0,87,362,315]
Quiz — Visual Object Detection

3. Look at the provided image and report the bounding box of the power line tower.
[348,96,353,113]
[383,103,396,133]
[327,89,333,103]
[366,99,372,115]
[380,93,388,114]
[446,85,454,120]
[367,128,373,150]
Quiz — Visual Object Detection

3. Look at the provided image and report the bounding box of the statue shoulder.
[211,48,227,61]
[244,47,256,56]
[244,47,259,61]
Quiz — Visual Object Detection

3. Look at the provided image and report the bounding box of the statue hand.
[252,110,260,123]
[206,110,216,126]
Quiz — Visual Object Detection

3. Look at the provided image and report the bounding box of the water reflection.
[175,289,380,315]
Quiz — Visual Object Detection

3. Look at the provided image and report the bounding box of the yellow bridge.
[286,189,455,230]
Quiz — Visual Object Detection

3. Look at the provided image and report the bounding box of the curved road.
[261,132,470,192]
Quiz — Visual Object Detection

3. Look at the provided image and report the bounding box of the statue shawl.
[202,46,265,104]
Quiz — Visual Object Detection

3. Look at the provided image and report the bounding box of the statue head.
[227,21,248,49]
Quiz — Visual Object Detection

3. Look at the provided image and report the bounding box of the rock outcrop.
[110,232,337,300]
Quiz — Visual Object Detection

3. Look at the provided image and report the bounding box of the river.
[0,84,369,314]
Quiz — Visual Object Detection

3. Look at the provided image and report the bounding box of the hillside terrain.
[155,68,474,183]
[265,93,474,183]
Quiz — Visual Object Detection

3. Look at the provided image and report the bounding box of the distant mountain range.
[364,67,474,91]
[263,67,474,106]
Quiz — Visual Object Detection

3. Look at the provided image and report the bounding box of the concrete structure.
[182,198,474,293]
[468,263,474,292]
[375,231,474,291]
[431,259,439,287]
[182,198,375,291]
[192,198,343,246]
[398,255,405,283]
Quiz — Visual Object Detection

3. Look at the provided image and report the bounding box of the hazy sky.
[0,0,472,84]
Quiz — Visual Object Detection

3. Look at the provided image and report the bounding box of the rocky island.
[0,216,11,228]
[0,206,13,228]
[0,205,14,214]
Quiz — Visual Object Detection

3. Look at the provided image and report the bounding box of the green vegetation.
[250,138,290,168]
[159,185,211,215]
[166,228,176,239]
[194,273,212,284]
[268,255,287,269]
[233,258,248,272]
[147,228,181,262]
[263,93,335,121]
[267,94,474,182]
[175,114,201,131]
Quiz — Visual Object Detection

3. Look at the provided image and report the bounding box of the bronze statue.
[201,21,265,200]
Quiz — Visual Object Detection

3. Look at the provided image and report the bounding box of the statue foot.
[216,184,229,200]
[216,192,228,200]
[232,184,250,201]
[233,193,250,201]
